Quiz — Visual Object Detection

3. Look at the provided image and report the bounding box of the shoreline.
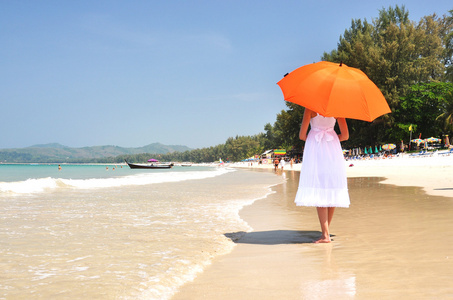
[230,153,453,198]
[173,154,453,299]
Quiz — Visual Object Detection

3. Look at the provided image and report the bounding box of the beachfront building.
[260,149,287,164]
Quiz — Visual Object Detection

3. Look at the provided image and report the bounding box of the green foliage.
[436,90,453,132]
[391,82,453,140]
[442,10,453,81]
[114,134,270,163]
[0,143,191,163]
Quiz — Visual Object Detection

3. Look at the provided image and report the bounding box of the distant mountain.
[27,143,69,149]
[0,143,191,163]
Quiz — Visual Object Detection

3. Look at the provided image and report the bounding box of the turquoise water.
[0,164,283,299]
[0,164,218,194]
[0,163,213,182]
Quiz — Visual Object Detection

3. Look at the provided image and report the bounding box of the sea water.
[0,164,283,299]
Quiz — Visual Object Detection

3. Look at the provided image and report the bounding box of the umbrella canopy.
[277,61,391,122]
[274,149,286,155]
[148,159,159,162]
[382,144,396,151]
[425,137,441,143]
[411,138,424,144]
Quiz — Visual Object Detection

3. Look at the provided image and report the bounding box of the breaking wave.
[0,168,234,195]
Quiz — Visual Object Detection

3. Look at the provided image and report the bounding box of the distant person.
[295,108,350,243]
[273,158,279,171]
[58,165,62,171]
[280,158,285,170]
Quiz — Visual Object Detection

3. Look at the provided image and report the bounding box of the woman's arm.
[337,118,349,142]
[299,108,314,141]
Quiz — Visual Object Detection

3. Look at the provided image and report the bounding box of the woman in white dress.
[295,108,350,243]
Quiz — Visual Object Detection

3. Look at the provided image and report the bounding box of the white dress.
[295,114,350,207]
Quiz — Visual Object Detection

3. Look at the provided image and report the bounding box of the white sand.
[173,153,453,299]
[231,153,453,198]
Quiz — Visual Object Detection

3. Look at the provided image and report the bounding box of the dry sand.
[173,154,453,299]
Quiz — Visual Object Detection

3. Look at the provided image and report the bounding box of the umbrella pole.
[409,127,412,151]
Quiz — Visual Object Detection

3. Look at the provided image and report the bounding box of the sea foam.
[0,168,234,195]
[0,177,62,194]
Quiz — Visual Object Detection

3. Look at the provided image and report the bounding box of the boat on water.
[124,160,174,169]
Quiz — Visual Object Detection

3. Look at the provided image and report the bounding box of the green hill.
[0,143,191,163]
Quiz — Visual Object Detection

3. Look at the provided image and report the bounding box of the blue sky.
[1,1,452,149]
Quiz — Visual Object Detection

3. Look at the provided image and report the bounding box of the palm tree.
[437,90,453,132]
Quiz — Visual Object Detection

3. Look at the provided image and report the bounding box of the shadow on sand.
[224,230,326,245]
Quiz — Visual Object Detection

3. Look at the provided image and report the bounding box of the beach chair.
[420,150,432,157]
[410,150,423,157]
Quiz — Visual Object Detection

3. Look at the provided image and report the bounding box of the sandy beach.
[173,154,453,299]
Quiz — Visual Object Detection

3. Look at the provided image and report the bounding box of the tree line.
[94,134,269,163]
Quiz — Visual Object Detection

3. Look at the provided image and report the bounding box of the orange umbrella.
[277,61,391,122]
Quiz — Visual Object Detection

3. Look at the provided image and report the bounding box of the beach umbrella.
[375,146,378,153]
[411,138,424,145]
[277,61,391,122]
[379,145,382,151]
[274,149,286,156]
[148,159,159,162]
[364,148,368,154]
[425,137,441,143]
[369,146,372,153]
[382,144,396,151]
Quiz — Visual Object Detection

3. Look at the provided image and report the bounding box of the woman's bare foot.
[313,237,331,243]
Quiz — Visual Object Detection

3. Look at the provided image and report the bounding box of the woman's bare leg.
[327,207,335,226]
[314,207,331,243]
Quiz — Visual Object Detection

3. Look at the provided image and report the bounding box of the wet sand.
[173,157,453,299]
